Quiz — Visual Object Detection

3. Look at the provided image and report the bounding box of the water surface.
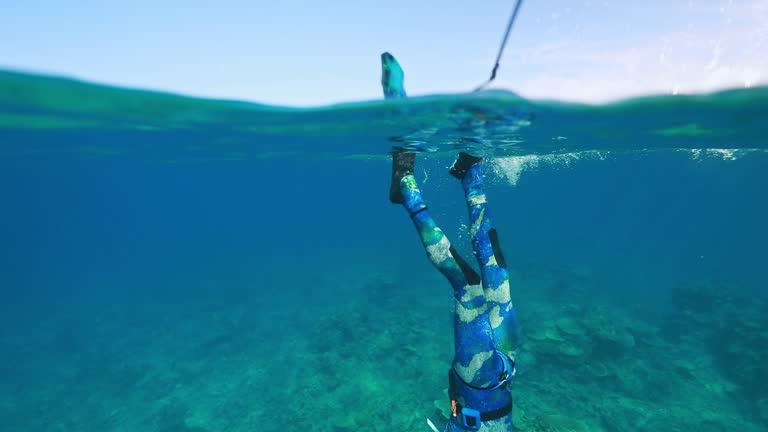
[1,71,767,431]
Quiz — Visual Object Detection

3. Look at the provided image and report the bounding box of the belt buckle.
[459,407,482,430]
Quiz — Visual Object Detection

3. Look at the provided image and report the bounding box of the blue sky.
[1,0,766,106]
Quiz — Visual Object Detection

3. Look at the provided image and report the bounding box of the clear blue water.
[1,71,767,431]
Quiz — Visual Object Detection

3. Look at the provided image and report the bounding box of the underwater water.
[1,70,767,432]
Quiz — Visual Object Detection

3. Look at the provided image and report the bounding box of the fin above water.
[381,52,407,99]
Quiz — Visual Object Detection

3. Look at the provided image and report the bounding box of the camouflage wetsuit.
[382,52,520,432]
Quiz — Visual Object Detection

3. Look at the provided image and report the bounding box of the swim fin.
[449,152,482,180]
[390,149,415,204]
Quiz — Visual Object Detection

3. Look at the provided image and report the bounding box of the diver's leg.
[392,151,500,387]
[451,152,521,356]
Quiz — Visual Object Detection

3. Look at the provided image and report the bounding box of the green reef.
[0,265,765,431]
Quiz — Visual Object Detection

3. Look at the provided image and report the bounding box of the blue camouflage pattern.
[383,52,519,431]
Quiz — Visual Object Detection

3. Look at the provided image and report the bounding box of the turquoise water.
[1,70,767,431]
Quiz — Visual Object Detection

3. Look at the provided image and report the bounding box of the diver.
[382,52,520,431]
